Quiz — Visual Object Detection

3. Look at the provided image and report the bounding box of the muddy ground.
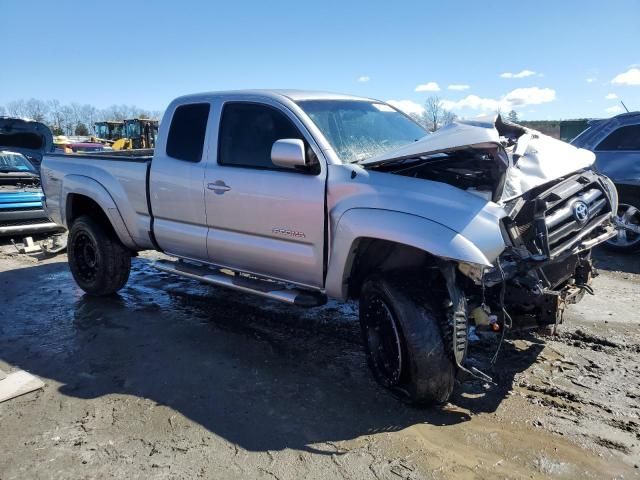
[0,243,639,479]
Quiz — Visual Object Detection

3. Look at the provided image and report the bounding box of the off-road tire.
[605,192,640,253]
[359,274,456,406]
[68,215,131,296]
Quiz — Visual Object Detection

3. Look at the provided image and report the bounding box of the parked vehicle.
[0,117,53,171]
[93,119,158,150]
[64,142,111,154]
[40,90,617,404]
[94,121,124,143]
[571,111,640,251]
[0,150,59,236]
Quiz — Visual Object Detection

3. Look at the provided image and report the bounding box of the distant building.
[519,119,591,142]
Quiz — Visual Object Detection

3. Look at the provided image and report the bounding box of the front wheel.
[359,274,455,405]
[68,215,132,296]
[605,193,640,252]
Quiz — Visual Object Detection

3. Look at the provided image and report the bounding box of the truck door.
[204,101,327,288]
[149,101,212,261]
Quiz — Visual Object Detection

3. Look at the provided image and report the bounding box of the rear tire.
[359,274,455,406]
[68,215,131,296]
[605,192,640,252]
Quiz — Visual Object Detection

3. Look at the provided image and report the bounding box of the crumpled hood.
[0,117,54,165]
[362,115,596,202]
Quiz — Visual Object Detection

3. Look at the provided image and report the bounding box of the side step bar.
[152,259,327,307]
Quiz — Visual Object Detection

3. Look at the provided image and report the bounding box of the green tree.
[74,122,89,136]
[507,109,519,123]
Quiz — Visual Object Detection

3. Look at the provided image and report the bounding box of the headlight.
[458,261,486,284]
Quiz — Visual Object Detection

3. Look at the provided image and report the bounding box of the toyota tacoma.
[40,90,617,404]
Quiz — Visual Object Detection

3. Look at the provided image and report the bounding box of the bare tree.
[79,104,99,133]
[48,100,65,134]
[23,98,50,122]
[3,97,162,134]
[6,99,27,118]
[59,105,75,135]
[441,110,457,128]
[422,96,457,132]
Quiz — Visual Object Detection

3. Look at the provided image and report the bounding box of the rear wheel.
[359,274,455,405]
[605,193,640,252]
[68,215,131,295]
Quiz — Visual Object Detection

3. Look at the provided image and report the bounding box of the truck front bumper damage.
[475,216,614,330]
[476,169,617,330]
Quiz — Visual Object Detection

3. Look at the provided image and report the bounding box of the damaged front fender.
[325,208,507,300]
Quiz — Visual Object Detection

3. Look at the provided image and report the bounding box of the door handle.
[207,181,231,194]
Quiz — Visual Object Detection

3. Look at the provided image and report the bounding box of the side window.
[595,124,640,151]
[166,103,210,162]
[218,102,316,171]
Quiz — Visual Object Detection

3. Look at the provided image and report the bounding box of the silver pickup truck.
[41,90,617,405]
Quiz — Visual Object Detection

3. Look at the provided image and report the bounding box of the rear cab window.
[166,103,211,162]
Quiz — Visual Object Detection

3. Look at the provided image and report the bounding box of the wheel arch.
[63,175,137,249]
[325,208,497,300]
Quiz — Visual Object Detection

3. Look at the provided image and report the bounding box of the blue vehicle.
[0,150,59,237]
[0,117,60,237]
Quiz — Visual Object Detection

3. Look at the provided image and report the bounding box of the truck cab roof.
[172,89,379,104]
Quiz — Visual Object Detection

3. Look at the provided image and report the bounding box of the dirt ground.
[0,243,639,479]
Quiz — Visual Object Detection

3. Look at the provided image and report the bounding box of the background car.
[0,117,53,171]
[571,111,640,251]
[0,150,59,237]
[55,142,111,154]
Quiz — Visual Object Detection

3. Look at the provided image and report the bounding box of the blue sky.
[2,0,639,120]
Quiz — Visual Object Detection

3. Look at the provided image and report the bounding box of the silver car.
[572,112,640,251]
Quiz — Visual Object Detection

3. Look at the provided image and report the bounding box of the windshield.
[0,152,37,173]
[297,100,427,163]
[125,121,141,138]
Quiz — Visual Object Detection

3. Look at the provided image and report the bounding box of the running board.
[152,259,327,307]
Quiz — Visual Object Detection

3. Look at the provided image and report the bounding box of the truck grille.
[545,188,608,255]
[510,171,613,258]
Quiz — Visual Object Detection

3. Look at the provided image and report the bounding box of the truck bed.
[41,152,155,250]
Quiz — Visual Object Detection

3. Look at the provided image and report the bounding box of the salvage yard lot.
[1,247,639,479]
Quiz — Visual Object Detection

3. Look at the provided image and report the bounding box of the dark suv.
[572,112,640,251]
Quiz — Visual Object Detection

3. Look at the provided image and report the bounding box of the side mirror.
[271,139,306,169]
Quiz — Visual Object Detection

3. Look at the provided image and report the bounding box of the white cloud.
[414,82,440,92]
[605,105,623,114]
[605,93,618,100]
[447,84,470,91]
[612,67,640,86]
[500,69,536,79]
[386,99,425,116]
[357,75,370,83]
[586,77,597,83]
[503,87,556,106]
[441,95,503,112]
[440,87,556,113]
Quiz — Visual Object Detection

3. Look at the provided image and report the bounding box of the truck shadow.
[0,258,542,454]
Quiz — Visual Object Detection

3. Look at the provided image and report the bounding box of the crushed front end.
[468,169,617,331]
